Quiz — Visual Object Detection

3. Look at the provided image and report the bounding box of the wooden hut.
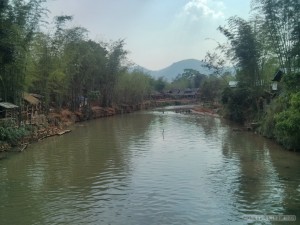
[22,93,42,124]
[150,91,165,100]
[271,70,283,91]
[183,88,199,99]
[0,102,19,120]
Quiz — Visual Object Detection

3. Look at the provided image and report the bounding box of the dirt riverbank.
[0,100,217,153]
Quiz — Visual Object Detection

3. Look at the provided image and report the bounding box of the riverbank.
[191,106,220,117]
[0,99,202,153]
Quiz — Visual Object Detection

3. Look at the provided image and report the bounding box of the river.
[0,108,300,225]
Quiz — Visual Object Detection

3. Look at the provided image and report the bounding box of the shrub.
[0,120,28,146]
[222,87,255,123]
[274,92,300,150]
[259,96,286,138]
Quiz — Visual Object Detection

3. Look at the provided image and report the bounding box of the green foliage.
[222,87,249,123]
[259,96,287,138]
[273,92,300,150]
[218,16,262,87]
[169,69,206,90]
[151,77,167,92]
[200,75,225,102]
[168,77,189,90]
[25,20,127,109]
[0,0,46,103]
[203,50,227,76]
[283,72,300,93]
[87,91,100,102]
[115,71,152,105]
[221,86,264,123]
[216,14,270,124]
[216,0,300,144]
[259,92,300,150]
[101,39,128,107]
[255,16,300,150]
[7,11,130,110]
[0,120,28,146]
[252,0,300,71]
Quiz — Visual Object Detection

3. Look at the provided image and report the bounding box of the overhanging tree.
[0,0,46,103]
[218,16,262,87]
[251,0,300,73]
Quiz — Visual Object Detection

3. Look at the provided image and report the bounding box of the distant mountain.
[132,59,215,81]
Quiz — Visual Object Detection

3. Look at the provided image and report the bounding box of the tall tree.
[0,0,46,103]
[115,70,152,105]
[252,0,300,72]
[218,16,262,87]
[101,39,128,107]
[171,69,206,89]
[63,38,107,110]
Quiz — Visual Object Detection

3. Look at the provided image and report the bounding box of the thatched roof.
[30,93,43,99]
[23,93,40,105]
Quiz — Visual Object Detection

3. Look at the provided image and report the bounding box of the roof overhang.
[23,93,40,105]
[0,102,19,109]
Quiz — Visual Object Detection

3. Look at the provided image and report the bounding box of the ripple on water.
[1,111,300,225]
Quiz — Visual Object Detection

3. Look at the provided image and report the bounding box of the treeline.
[152,68,230,104]
[1,0,300,150]
[212,0,300,150]
[0,0,230,113]
[0,0,156,112]
[167,0,300,151]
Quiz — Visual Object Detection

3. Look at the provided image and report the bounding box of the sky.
[45,0,251,70]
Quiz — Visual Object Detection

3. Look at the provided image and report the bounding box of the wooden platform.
[57,129,71,136]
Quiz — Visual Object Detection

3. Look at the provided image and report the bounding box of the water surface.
[0,109,300,224]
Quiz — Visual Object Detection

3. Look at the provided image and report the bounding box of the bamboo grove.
[218,0,300,150]
[0,0,154,111]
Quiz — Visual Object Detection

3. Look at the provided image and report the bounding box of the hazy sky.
[45,0,251,70]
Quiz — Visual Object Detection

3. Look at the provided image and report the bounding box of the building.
[22,93,43,124]
[150,91,165,100]
[271,69,283,91]
[229,81,238,88]
[0,102,19,121]
[165,88,199,99]
[183,88,199,98]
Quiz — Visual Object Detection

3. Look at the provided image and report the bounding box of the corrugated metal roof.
[272,70,283,82]
[0,102,19,109]
[229,81,238,88]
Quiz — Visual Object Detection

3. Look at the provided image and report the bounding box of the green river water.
[0,107,300,225]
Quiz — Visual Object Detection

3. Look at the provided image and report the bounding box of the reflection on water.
[0,109,300,225]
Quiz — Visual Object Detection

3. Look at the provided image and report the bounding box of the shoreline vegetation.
[1,98,297,156]
[0,99,221,154]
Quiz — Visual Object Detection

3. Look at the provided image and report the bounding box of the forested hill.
[134,59,214,81]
